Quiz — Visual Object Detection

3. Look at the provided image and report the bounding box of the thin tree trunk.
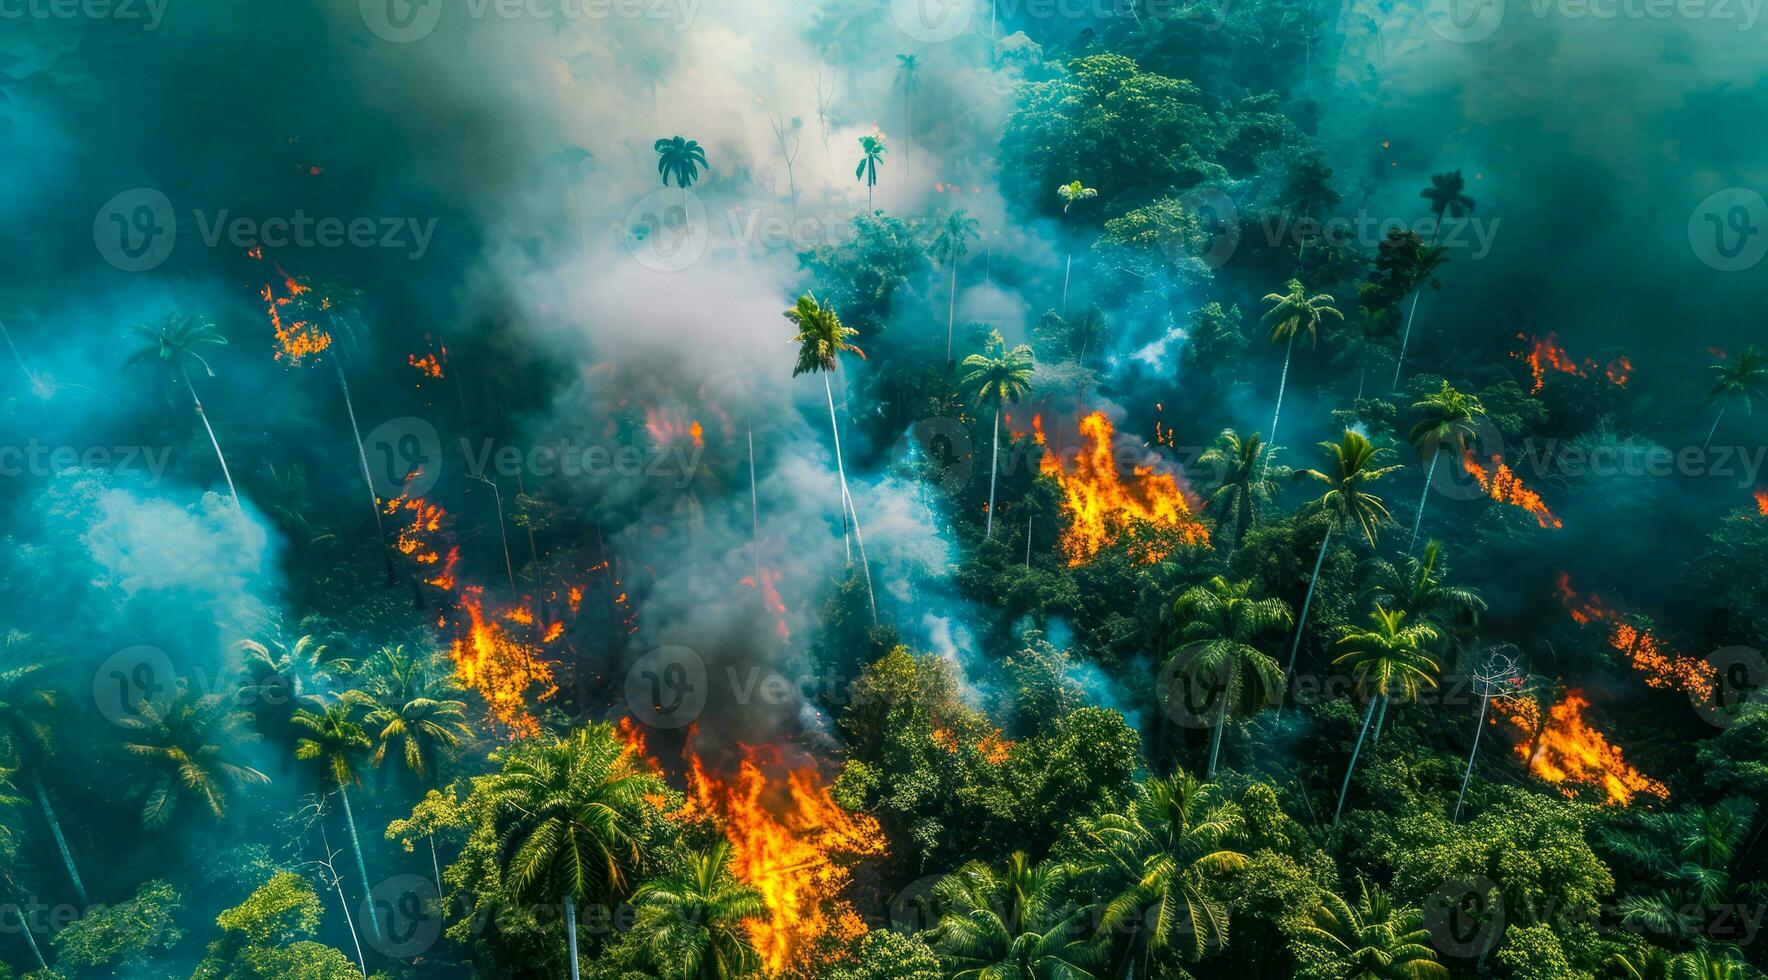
[1025,512,1033,567]
[330,869,368,975]
[32,771,85,906]
[1391,289,1423,391]
[565,891,581,980]
[1207,688,1227,778]
[1333,694,1382,827]
[1356,364,1366,401]
[1409,449,1440,551]
[429,832,443,900]
[1278,528,1331,718]
[180,366,240,510]
[1061,253,1073,316]
[1704,405,1726,452]
[824,375,876,623]
[749,423,761,586]
[338,786,381,940]
[1270,334,1295,445]
[986,409,1000,538]
[1370,691,1390,749]
[946,262,957,366]
[334,360,396,584]
[1454,694,1489,822]
[12,892,46,970]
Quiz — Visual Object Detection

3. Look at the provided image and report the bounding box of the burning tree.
[1493,690,1668,806]
[1031,411,1210,566]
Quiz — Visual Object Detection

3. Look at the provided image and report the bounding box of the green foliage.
[194,872,362,980]
[823,929,941,980]
[51,879,183,970]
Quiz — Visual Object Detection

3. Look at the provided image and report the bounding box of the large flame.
[1512,332,1631,395]
[248,251,332,365]
[1032,411,1210,566]
[1461,451,1562,529]
[1494,690,1668,805]
[451,589,558,738]
[1554,574,1715,699]
[679,744,885,975]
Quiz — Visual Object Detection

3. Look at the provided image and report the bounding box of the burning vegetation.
[1032,411,1210,565]
[1494,691,1668,805]
[1461,451,1563,528]
[1555,574,1715,699]
[1513,332,1633,395]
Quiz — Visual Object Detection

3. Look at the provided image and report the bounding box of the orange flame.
[250,253,332,366]
[1754,488,1768,517]
[409,352,443,379]
[1512,332,1630,395]
[683,745,885,974]
[645,407,704,449]
[1032,412,1210,565]
[1555,574,1715,699]
[741,569,790,641]
[451,588,557,738]
[1461,451,1562,529]
[1495,691,1668,805]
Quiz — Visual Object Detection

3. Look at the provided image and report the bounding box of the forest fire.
[1032,411,1210,566]
[408,352,443,378]
[679,744,885,975]
[645,407,705,450]
[1513,332,1631,395]
[1494,691,1668,805]
[1461,451,1562,528]
[742,568,790,641]
[1754,487,1768,516]
[1554,574,1715,699]
[254,258,332,365]
[451,588,558,738]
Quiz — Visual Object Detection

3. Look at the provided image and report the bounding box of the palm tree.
[489,724,659,980]
[1420,169,1476,243]
[1169,578,1292,776]
[1073,773,1247,971]
[1261,279,1343,449]
[124,313,240,510]
[1197,429,1285,554]
[1283,431,1405,703]
[924,851,1100,980]
[629,840,765,980]
[291,703,379,941]
[957,330,1034,539]
[654,135,708,195]
[342,645,470,786]
[1330,607,1441,826]
[1388,243,1448,392]
[1405,381,1485,549]
[1605,797,1756,944]
[1296,878,1448,979]
[855,133,886,213]
[786,293,876,622]
[1704,345,1768,451]
[0,644,85,905]
[930,209,981,364]
[1361,540,1486,641]
[118,680,267,827]
[237,634,341,738]
[1057,180,1097,315]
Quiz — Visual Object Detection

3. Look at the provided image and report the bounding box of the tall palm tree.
[1361,540,1486,642]
[343,645,470,786]
[1330,607,1440,826]
[855,133,887,213]
[124,313,240,510]
[930,209,981,364]
[1284,431,1405,702]
[1073,773,1247,971]
[1704,345,1768,451]
[489,724,660,980]
[654,136,709,193]
[629,840,765,980]
[1420,170,1476,244]
[291,703,379,941]
[786,293,875,622]
[1197,429,1285,554]
[118,680,267,828]
[0,644,85,905]
[1169,578,1292,776]
[924,851,1100,980]
[957,330,1034,538]
[1296,878,1448,979]
[1261,279,1342,449]
[1057,180,1097,316]
[1388,243,1447,392]
[1406,381,1485,549]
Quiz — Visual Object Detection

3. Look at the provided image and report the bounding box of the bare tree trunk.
[1409,449,1440,551]
[565,891,581,980]
[1278,528,1331,719]
[338,786,381,941]
[1454,694,1489,822]
[334,359,396,584]
[1334,694,1383,826]
[986,409,1000,538]
[180,365,240,510]
[32,771,85,906]
[824,375,876,622]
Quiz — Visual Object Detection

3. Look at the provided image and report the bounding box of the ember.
[1555,574,1715,699]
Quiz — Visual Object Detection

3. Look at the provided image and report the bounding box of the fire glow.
[250,252,332,365]
[1461,451,1562,529]
[1495,691,1668,805]
[1032,411,1210,566]
[1513,332,1632,395]
[617,721,884,977]
[1555,574,1715,699]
